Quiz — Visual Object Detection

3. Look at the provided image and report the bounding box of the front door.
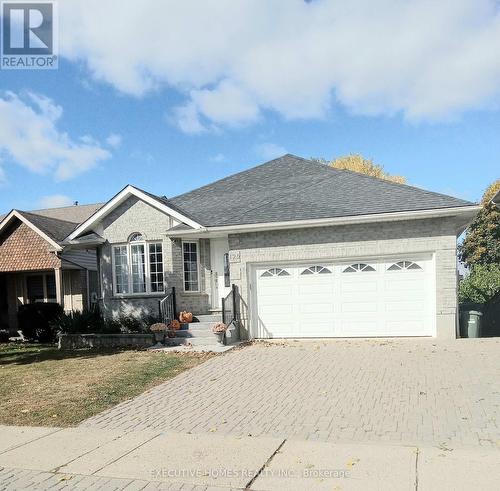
[210,237,230,309]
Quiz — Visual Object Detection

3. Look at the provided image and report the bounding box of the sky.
[0,0,499,214]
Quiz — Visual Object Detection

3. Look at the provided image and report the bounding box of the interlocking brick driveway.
[82,339,500,447]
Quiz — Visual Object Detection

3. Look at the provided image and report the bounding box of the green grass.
[0,343,214,426]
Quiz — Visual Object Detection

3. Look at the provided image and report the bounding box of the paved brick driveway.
[82,339,500,448]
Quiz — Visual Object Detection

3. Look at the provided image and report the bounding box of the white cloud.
[255,142,288,160]
[171,102,207,134]
[106,133,122,148]
[210,153,226,163]
[0,92,111,180]
[39,195,74,208]
[59,0,500,129]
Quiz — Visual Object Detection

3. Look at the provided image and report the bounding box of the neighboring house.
[0,203,102,333]
[66,155,480,340]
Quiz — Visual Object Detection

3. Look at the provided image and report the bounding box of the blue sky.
[0,1,499,214]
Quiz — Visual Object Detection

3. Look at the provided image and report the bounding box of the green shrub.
[51,310,110,334]
[51,310,157,335]
[459,264,500,305]
[18,303,64,342]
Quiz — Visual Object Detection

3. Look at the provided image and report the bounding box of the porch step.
[174,322,215,340]
[184,336,221,347]
[194,314,222,323]
[166,335,221,347]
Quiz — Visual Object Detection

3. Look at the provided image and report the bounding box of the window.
[131,243,146,293]
[387,261,422,271]
[149,243,164,293]
[301,266,332,275]
[46,275,57,300]
[260,268,290,277]
[183,241,199,291]
[112,234,164,295]
[343,263,375,273]
[114,245,129,294]
[27,275,44,303]
[223,252,230,288]
[26,273,57,303]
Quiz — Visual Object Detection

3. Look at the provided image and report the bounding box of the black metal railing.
[159,287,176,325]
[222,284,238,326]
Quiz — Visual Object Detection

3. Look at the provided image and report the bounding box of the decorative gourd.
[150,323,167,332]
[168,319,181,330]
[179,311,193,323]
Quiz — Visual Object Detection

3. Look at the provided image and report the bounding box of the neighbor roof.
[28,203,104,223]
[16,211,81,243]
[0,203,104,246]
[168,154,475,227]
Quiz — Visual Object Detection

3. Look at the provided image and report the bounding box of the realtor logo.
[1,1,58,69]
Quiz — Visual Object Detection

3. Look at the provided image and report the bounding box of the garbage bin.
[459,310,483,338]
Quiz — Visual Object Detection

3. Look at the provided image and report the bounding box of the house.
[66,155,480,340]
[0,203,102,333]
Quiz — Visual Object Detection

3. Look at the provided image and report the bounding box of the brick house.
[0,204,102,333]
[66,155,480,340]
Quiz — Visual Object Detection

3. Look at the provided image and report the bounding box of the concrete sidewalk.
[1,425,500,490]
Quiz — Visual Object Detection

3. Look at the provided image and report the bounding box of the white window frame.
[182,240,201,293]
[111,239,165,296]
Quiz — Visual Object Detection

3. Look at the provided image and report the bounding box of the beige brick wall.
[228,217,461,340]
[98,196,211,319]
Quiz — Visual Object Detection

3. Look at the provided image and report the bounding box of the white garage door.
[253,257,435,338]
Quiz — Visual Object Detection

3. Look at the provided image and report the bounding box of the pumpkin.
[168,319,181,330]
[179,311,193,323]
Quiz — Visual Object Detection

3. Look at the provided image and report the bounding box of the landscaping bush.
[18,303,64,342]
[459,264,500,304]
[51,310,158,335]
[51,310,113,334]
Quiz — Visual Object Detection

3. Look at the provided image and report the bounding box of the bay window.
[112,233,164,295]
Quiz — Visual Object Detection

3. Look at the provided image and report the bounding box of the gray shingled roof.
[17,211,80,243]
[0,203,103,245]
[169,154,474,227]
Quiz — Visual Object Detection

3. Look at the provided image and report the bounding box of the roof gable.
[0,211,66,250]
[0,219,61,272]
[67,185,203,241]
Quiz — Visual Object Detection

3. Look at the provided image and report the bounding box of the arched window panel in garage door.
[342,263,376,273]
[387,261,423,271]
[301,266,332,275]
[260,268,290,277]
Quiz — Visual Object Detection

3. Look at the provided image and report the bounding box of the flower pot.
[214,331,225,345]
[153,331,165,344]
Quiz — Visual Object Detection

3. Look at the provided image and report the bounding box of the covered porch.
[0,267,96,334]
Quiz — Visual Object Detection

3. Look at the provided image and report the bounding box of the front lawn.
[0,344,214,427]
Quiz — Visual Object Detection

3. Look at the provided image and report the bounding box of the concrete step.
[194,314,222,323]
[165,336,221,347]
[185,336,222,347]
[175,330,214,339]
